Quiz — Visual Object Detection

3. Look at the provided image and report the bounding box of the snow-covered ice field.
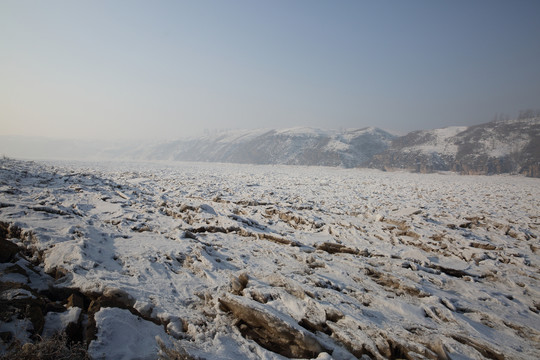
[1,158,539,359]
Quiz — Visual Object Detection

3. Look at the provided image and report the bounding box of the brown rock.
[4,264,28,276]
[231,273,249,295]
[65,319,84,344]
[26,303,44,335]
[0,331,12,343]
[66,293,84,309]
[0,238,20,263]
[219,294,328,358]
[101,287,136,308]
[316,242,358,255]
[52,266,69,279]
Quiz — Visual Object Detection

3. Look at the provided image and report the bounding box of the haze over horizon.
[2,1,540,141]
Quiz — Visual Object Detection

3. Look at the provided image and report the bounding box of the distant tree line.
[493,109,540,122]
[517,109,540,119]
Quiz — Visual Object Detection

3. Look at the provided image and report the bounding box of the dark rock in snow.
[0,238,20,263]
[219,294,329,358]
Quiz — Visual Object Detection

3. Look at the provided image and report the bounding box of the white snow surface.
[324,139,350,152]
[203,127,329,144]
[1,158,539,359]
[42,307,82,338]
[274,127,329,137]
[478,129,530,158]
[409,126,467,155]
[88,308,171,360]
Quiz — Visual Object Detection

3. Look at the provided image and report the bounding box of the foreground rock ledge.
[218,294,329,358]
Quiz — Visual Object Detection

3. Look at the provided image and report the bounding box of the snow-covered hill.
[370,117,540,176]
[2,117,539,176]
[127,127,395,168]
[0,127,395,169]
[1,158,539,359]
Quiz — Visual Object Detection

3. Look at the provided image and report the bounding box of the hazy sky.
[2,1,540,140]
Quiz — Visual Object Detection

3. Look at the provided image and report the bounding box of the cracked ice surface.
[1,158,539,359]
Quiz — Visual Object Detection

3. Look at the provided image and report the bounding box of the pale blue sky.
[1,0,539,140]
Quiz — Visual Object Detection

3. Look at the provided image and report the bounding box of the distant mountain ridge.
[126,127,396,168]
[2,117,539,177]
[369,117,540,177]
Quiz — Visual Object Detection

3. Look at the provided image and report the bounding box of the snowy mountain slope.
[134,127,395,168]
[391,126,468,156]
[0,127,395,169]
[370,117,540,176]
[1,158,539,359]
[2,118,539,176]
